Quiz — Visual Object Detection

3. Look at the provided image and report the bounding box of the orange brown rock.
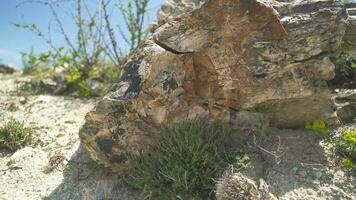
[79,0,351,171]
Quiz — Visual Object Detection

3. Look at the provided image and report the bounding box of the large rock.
[157,0,209,24]
[79,0,352,171]
[0,64,16,74]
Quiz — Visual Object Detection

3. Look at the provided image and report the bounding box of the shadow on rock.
[44,143,140,200]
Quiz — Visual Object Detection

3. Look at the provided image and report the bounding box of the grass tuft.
[127,119,247,200]
[0,119,34,152]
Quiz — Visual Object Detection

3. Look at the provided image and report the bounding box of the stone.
[334,89,356,122]
[0,64,16,74]
[39,75,67,94]
[314,170,323,179]
[7,102,19,112]
[231,111,270,134]
[79,0,355,171]
[298,169,308,178]
[86,78,105,96]
[19,97,28,105]
[157,0,209,24]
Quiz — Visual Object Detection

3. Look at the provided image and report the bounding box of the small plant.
[16,79,43,96]
[65,67,93,98]
[127,119,247,200]
[0,119,33,152]
[339,130,356,170]
[116,0,150,50]
[21,47,39,74]
[305,120,329,138]
[20,46,53,74]
[342,159,356,169]
[352,60,356,69]
[235,154,252,170]
[338,53,354,78]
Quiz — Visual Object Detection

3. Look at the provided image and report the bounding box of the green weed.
[340,130,356,170]
[0,119,34,152]
[305,120,329,138]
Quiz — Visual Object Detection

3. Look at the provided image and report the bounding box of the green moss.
[305,120,329,138]
[351,61,356,69]
[342,159,356,169]
[340,130,356,170]
[344,130,356,146]
[0,119,34,152]
[127,119,247,200]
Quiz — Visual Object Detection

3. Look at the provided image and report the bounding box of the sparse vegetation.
[21,46,44,74]
[352,60,356,69]
[117,0,150,50]
[15,0,151,98]
[0,119,34,152]
[329,52,356,89]
[337,53,354,79]
[16,79,43,96]
[127,119,248,200]
[16,59,121,98]
[337,130,356,170]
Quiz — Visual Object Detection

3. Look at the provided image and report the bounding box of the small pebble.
[307,188,315,195]
[19,97,27,104]
[292,166,298,174]
[298,169,308,177]
[314,171,322,179]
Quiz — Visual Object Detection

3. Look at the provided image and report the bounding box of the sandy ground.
[241,127,356,200]
[0,73,139,200]
[0,73,355,200]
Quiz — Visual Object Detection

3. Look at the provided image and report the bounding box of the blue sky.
[0,0,164,68]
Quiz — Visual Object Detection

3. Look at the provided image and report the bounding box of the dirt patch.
[241,128,356,200]
[0,74,140,200]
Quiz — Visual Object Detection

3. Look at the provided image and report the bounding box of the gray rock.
[157,0,208,24]
[0,64,16,74]
[334,89,356,122]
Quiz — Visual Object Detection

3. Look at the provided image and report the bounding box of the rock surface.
[157,0,208,24]
[334,89,356,122]
[0,64,16,74]
[79,0,353,171]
